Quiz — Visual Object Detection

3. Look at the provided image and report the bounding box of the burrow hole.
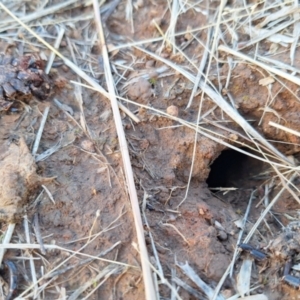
[206,148,267,190]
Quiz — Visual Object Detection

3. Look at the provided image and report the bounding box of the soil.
[0,0,300,299]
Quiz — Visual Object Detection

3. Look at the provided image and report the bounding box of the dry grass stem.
[236,259,252,297]
[45,26,65,74]
[142,191,164,280]
[269,121,300,138]
[172,277,204,299]
[0,0,84,29]
[186,27,212,108]
[177,262,225,300]
[230,190,255,277]
[92,1,156,299]
[132,242,183,300]
[33,213,46,255]
[32,106,50,156]
[219,45,300,86]
[45,241,121,279]
[68,265,123,300]
[239,17,300,49]
[0,223,15,266]
[41,185,55,204]
[161,223,190,245]
[24,215,38,299]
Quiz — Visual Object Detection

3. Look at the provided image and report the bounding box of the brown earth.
[0,0,300,299]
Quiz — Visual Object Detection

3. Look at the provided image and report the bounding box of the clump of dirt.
[0,52,51,112]
[0,137,43,222]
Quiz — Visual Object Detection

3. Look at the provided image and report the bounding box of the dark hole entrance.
[206,148,265,189]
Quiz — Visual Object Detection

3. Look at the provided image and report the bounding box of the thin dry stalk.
[239,16,300,49]
[230,191,255,277]
[291,1,300,64]
[219,45,300,86]
[173,277,204,299]
[269,121,300,138]
[161,223,190,245]
[186,27,212,108]
[177,262,225,300]
[33,213,46,255]
[92,1,156,299]
[45,241,121,279]
[32,106,50,156]
[165,0,179,54]
[68,265,123,300]
[41,185,55,204]
[132,242,183,300]
[125,0,134,33]
[24,215,38,299]
[0,223,15,265]
[141,191,164,280]
[45,26,65,74]
[66,38,92,139]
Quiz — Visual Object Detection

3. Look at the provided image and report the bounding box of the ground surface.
[0,0,300,299]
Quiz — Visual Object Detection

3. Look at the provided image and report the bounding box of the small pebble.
[221,289,234,298]
[61,65,69,72]
[146,60,155,68]
[217,230,228,241]
[60,40,67,47]
[81,139,95,152]
[166,105,179,117]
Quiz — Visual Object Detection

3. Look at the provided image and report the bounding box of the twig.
[186,27,212,108]
[45,26,65,74]
[0,224,15,266]
[161,223,190,245]
[229,190,255,277]
[32,106,50,156]
[219,45,300,86]
[24,215,38,299]
[173,277,204,299]
[141,190,164,281]
[238,16,300,49]
[269,121,300,138]
[33,213,46,255]
[45,241,121,279]
[41,185,55,204]
[69,265,123,300]
[92,1,156,299]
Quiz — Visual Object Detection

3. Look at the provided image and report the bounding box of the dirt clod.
[0,137,42,222]
[0,53,51,112]
[166,105,179,117]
